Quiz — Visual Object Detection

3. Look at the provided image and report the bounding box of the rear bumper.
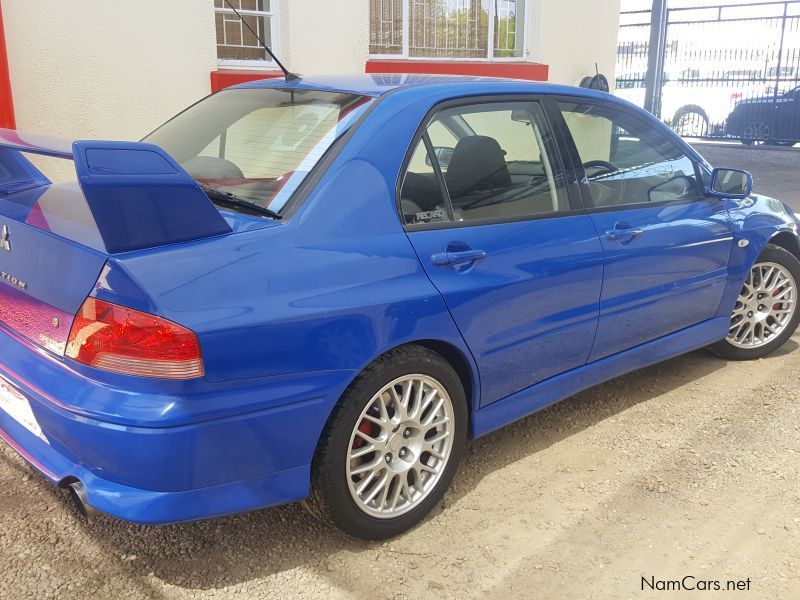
[0,324,354,524]
[0,415,309,524]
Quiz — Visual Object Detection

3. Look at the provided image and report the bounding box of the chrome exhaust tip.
[67,482,98,520]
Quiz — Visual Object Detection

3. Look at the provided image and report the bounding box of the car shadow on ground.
[445,339,797,509]
[9,341,797,595]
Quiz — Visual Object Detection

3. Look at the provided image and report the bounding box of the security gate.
[617,0,800,144]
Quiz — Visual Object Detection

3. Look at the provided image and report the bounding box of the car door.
[556,98,735,362]
[399,98,604,407]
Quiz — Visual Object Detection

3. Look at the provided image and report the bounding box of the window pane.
[494,0,524,58]
[216,13,270,61]
[144,89,373,212]
[427,120,458,149]
[409,0,490,59]
[370,0,404,54]
[429,102,569,222]
[399,139,451,225]
[224,17,243,46]
[219,0,270,10]
[369,0,526,59]
[215,0,272,62]
[559,101,702,208]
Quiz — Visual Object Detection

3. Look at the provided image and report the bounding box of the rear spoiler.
[0,128,231,253]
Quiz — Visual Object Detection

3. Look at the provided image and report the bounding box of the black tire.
[578,74,609,92]
[672,105,709,138]
[740,119,771,146]
[307,345,468,539]
[710,244,800,360]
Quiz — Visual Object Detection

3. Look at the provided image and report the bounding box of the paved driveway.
[1,330,799,599]
[692,142,800,213]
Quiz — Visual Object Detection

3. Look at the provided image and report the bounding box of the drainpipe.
[0,1,15,129]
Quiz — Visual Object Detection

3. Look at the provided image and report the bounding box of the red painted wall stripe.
[210,69,283,93]
[365,59,549,81]
[0,1,15,129]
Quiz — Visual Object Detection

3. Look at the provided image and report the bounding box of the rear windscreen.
[144,88,373,213]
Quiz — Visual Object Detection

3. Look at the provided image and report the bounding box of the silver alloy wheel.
[727,261,797,348]
[346,374,455,519]
[742,120,770,145]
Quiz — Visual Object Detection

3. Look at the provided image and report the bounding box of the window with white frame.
[214,0,278,67]
[369,0,526,60]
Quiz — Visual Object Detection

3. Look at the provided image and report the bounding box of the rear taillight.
[65,297,204,379]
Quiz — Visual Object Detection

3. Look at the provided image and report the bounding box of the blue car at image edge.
[0,74,798,539]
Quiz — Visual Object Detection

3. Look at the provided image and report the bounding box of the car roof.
[232,73,615,102]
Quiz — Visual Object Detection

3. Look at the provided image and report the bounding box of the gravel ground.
[691,142,800,213]
[1,330,799,600]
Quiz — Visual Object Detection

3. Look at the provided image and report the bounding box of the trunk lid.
[0,129,238,355]
[0,184,107,354]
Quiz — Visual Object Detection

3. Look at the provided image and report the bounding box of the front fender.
[716,194,800,318]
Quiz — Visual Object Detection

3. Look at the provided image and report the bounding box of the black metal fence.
[617,0,800,145]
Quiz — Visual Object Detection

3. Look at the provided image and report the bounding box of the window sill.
[365,59,549,81]
[210,69,284,93]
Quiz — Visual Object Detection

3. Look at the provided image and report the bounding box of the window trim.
[421,131,455,221]
[369,0,529,62]
[396,94,584,232]
[550,95,710,213]
[215,2,279,70]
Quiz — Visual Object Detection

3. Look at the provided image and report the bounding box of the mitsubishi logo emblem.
[0,225,9,252]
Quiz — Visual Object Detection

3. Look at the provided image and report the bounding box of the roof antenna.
[222,0,300,82]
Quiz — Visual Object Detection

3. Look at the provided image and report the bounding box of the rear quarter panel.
[96,87,485,420]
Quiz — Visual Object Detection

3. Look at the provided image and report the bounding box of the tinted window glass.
[399,139,450,225]
[559,101,702,208]
[400,101,569,225]
[144,88,372,213]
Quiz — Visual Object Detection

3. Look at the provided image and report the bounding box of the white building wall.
[278,0,621,86]
[530,0,622,87]
[2,0,620,167]
[281,0,370,76]
[3,0,217,178]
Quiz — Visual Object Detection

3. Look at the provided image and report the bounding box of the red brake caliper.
[353,419,378,449]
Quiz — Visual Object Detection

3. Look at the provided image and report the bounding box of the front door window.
[559,100,703,208]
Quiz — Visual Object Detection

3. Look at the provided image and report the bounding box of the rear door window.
[399,101,570,226]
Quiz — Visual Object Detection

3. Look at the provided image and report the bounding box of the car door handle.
[605,228,643,242]
[431,249,487,267]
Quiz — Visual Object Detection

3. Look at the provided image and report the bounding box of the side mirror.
[707,168,752,199]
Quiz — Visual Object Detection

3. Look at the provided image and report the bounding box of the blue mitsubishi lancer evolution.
[0,74,798,539]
